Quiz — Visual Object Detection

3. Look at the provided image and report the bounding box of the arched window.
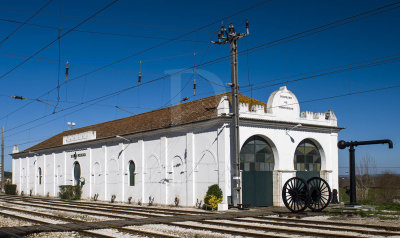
[129,161,135,186]
[240,136,274,171]
[73,162,81,186]
[294,139,321,171]
[38,167,42,185]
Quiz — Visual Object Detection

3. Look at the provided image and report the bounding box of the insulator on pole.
[180,97,189,103]
[11,96,26,100]
[221,25,226,35]
[245,19,249,35]
[65,61,69,83]
[138,60,142,85]
[218,31,221,40]
[193,78,196,96]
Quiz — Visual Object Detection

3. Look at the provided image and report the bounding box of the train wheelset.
[282,177,332,213]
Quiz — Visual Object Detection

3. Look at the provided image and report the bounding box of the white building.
[11,86,342,209]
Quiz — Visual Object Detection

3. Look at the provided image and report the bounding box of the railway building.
[11,86,342,210]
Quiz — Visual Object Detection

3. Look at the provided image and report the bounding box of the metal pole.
[1,126,4,192]
[231,39,241,206]
[338,139,393,206]
[348,145,356,205]
[212,20,248,208]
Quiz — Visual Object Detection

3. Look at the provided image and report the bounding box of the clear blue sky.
[0,0,399,175]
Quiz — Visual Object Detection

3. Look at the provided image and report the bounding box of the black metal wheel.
[282,177,309,213]
[307,177,332,212]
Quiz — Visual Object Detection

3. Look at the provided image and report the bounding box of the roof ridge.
[60,92,231,135]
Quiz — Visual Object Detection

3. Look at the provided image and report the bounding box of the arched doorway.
[240,135,275,206]
[294,139,321,181]
[73,162,81,186]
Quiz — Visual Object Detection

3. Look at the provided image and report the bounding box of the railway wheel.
[282,177,309,213]
[307,177,331,212]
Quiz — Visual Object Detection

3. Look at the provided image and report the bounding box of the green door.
[296,171,320,181]
[242,171,273,206]
[241,136,274,207]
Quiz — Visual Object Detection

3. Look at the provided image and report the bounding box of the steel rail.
[0,194,207,215]
[200,220,365,238]
[0,203,178,238]
[257,215,400,231]
[232,217,400,237]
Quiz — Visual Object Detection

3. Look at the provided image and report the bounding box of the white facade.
[12,86,341,209]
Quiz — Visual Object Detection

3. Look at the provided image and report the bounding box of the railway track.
[256,215,400,232]
[0,194,207,215]
[0,194,399,237]
[0,202,179,238]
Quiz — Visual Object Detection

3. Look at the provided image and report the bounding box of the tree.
[356,154,377,200]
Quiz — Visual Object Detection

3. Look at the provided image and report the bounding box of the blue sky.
[0,0,399,174]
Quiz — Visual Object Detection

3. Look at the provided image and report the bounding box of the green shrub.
[204,184,223,210]
[204,195,223,210]
[59,185,82,200]
[5,184,17,195]
[206,184,223,199]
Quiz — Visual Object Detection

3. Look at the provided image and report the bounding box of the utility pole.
[212,20,249,207]
[1,126,4,192]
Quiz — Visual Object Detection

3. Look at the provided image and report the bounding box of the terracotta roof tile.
[21,93,266,152]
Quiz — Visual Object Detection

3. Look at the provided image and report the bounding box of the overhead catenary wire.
[5,49,400,138]
[4,40,400,135]
[54,0,62,113]
[0,0,120,81]
[0,51,198,64]
[0,1,269,122]
[241,54,400,93]
[0,18,209,43]
[3,49,399,137]
[7,83,400,149]
[0,6,215,32]
[2,1,400,134]
[0,0,54,47]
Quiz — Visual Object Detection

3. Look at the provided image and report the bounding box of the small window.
[38,167,42,185]
[129,161,135,186]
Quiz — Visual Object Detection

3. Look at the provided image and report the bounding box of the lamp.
[116,135,131,142]
[285,124,302,143]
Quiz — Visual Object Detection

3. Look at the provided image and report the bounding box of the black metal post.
[348,145,356,205]
[338,139,393,206]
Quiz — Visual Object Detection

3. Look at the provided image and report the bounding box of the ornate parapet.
[218,86,338,127]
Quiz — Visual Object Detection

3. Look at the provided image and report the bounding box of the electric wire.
[5,50,400,137]
[241,54,400,93]
[0,0,120,81]
[54,0,62,112]
[4,46,400,135]
[7,83,400,150]
[2,1,400,135]
[194,0,400,74]
[0,18,209,43]
[0,51,199,64]
[0,1,269,121]
[0,0,54,47]
[0,7,214,32]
